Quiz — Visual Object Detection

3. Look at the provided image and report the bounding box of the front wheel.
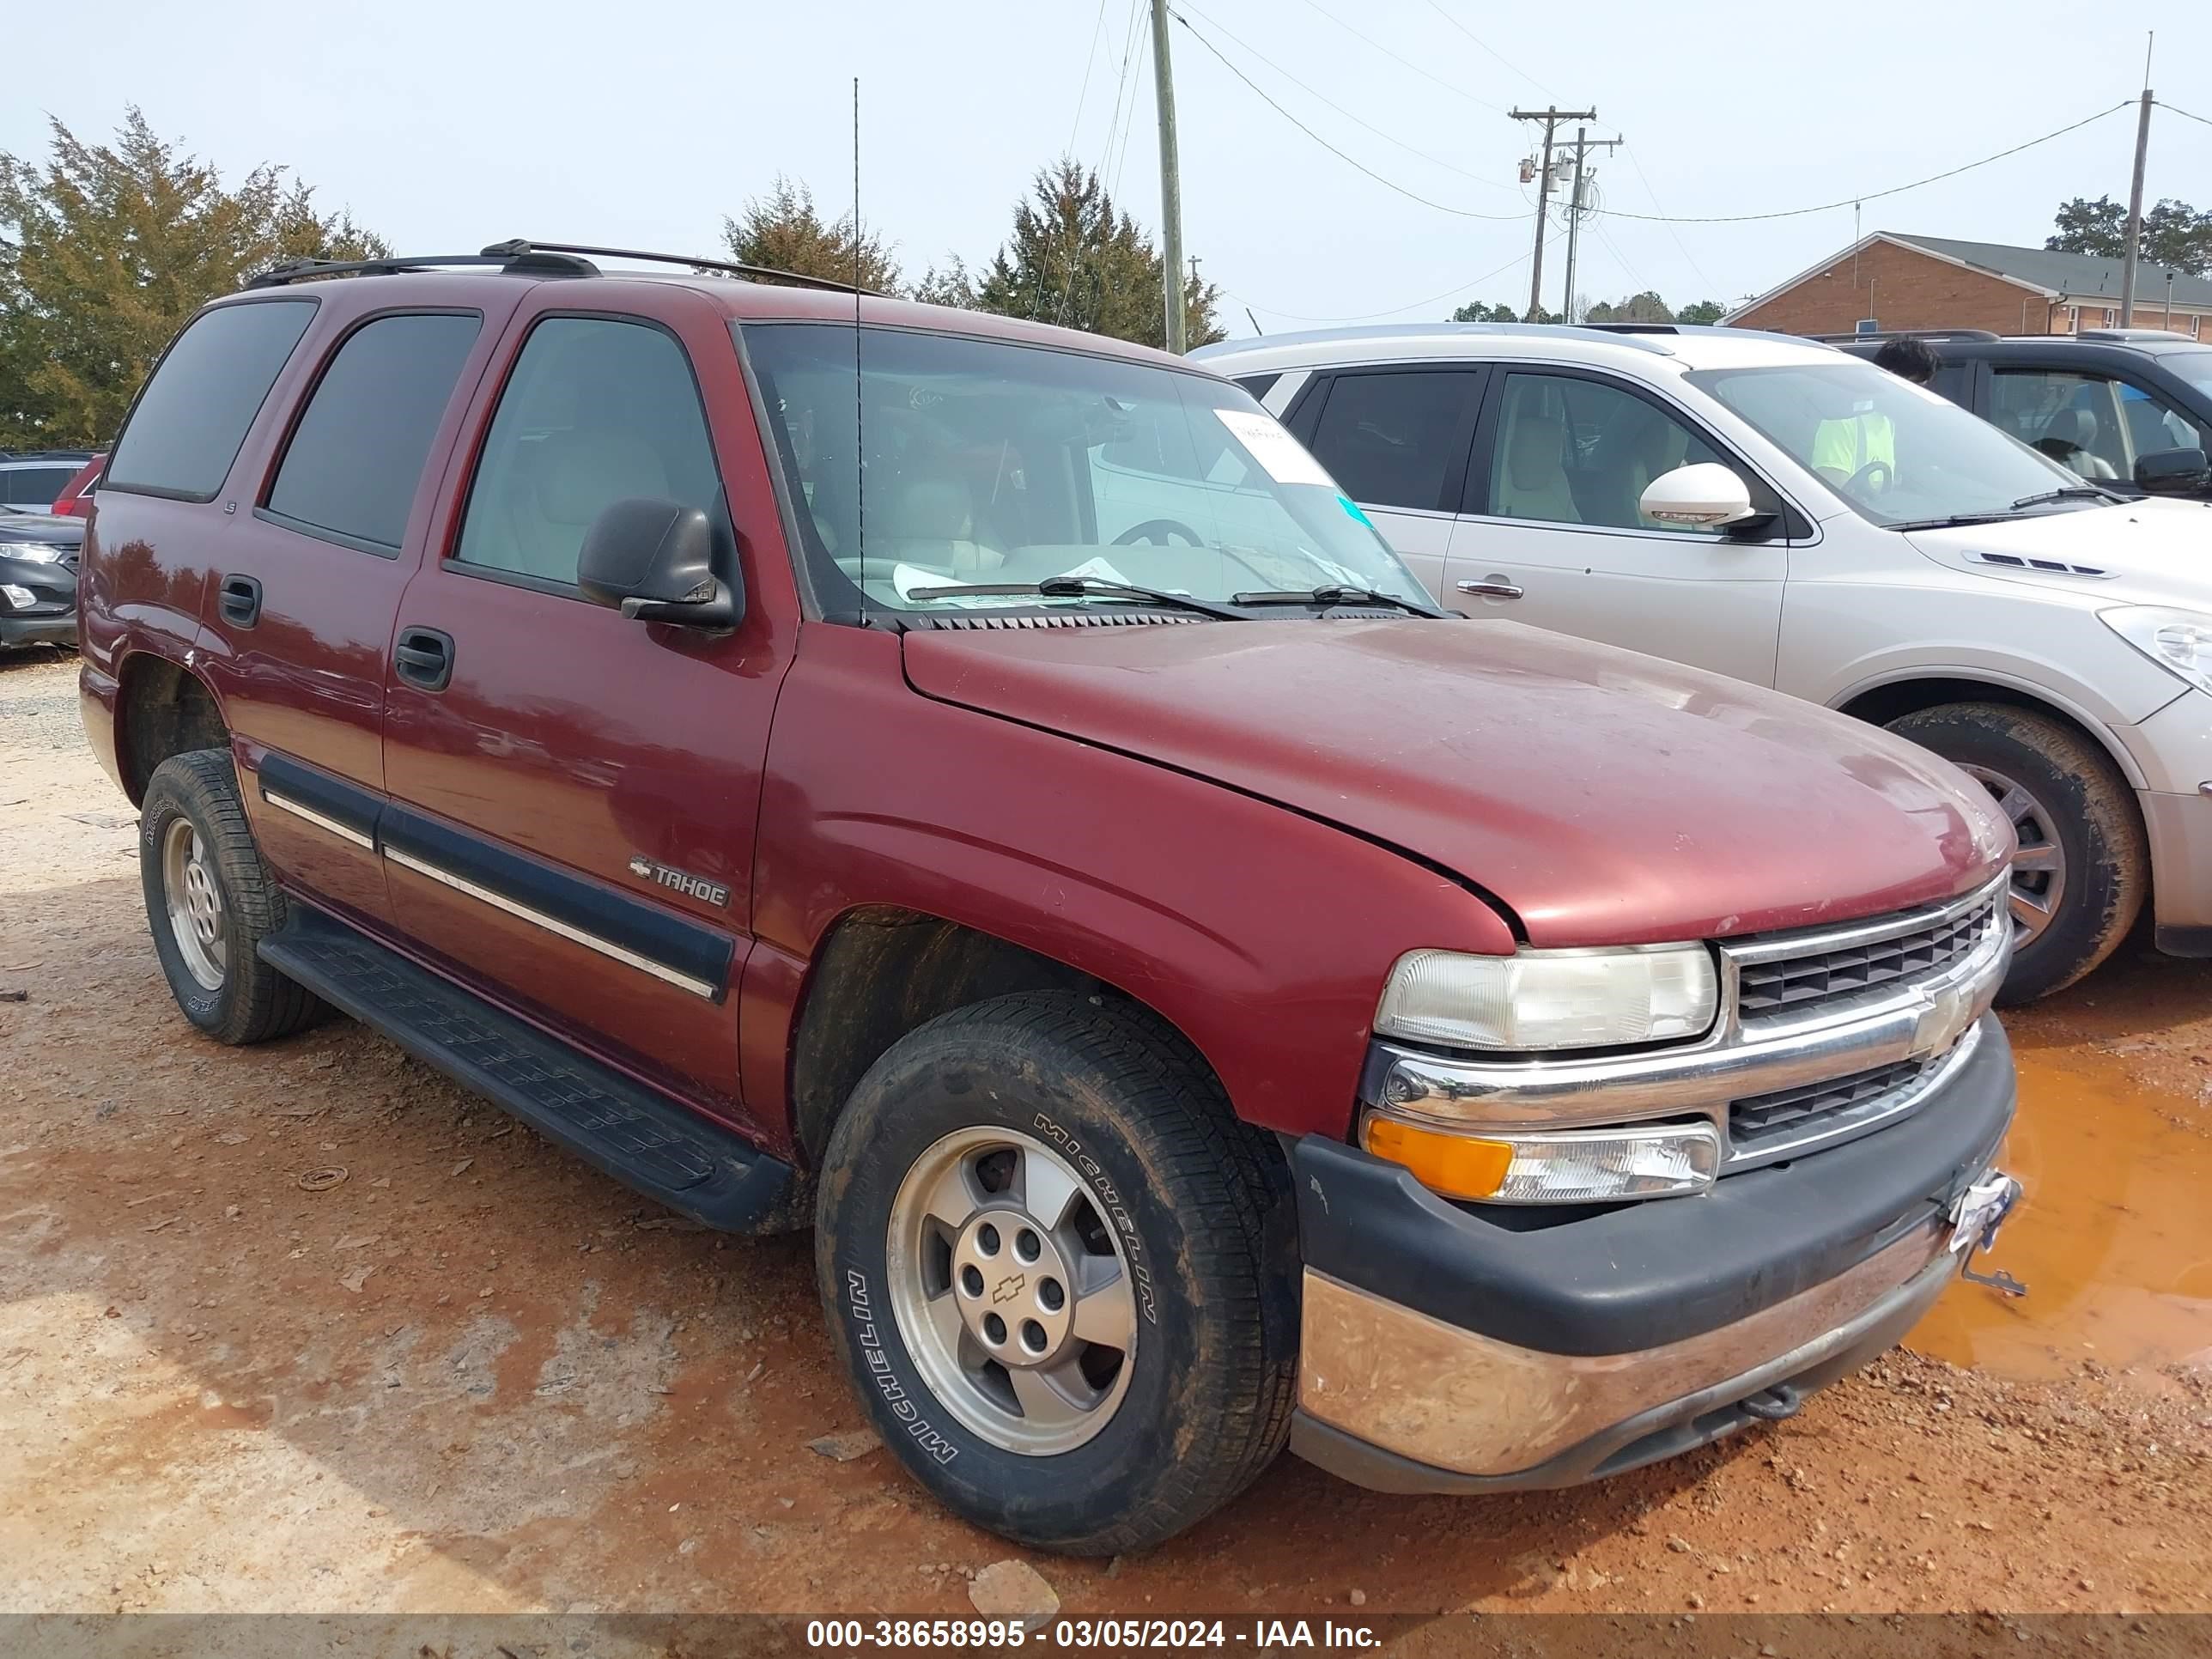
[1887,702,2148,1003]
[814,991,1298,1555]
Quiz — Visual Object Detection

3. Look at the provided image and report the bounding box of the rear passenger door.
[142,296,511,926]
[1292,367,1484,601]
[378,289,792,1135]
[1438,368,1792,687]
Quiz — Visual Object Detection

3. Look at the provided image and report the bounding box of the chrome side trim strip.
[262,790,374,851]
[381,846,720,1000]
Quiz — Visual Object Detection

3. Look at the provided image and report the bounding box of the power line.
[1067,0,1115,154]
[1225,223,1565,325]
[2156,99,2212,130]
[1418,0,1553,98]
[1176,0,1520,192]
[1282,0,1511,117]
[1593,102,2130,223]
[1170,10,1527,221]
[1618,143,1723,298]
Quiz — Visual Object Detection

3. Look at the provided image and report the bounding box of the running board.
[259,906,794,1232]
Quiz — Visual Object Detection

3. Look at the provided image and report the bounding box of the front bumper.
[0,553,77,647]
[1289,1013,2015,1492]
[2117,690,2212,951]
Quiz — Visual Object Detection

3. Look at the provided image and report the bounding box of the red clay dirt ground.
[3,650,2209,1621]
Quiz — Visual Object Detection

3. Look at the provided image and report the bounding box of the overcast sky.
[13,2,2212,338]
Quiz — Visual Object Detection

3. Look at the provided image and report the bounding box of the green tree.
[0,109,384,449]
[721,175,902,291]
[1582,290,1674,325]
[2048,195,2212,276]
[1450,300,1521,322]
[972,159,1223,349]
[1675,299,1726,325]
[910,253,977,309]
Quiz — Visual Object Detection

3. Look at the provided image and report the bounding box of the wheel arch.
[786,904,1219,1172]
[113,650,229,805]
[1833,671,2148,792]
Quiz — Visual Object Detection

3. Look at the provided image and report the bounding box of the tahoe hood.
[903,617,2011,946]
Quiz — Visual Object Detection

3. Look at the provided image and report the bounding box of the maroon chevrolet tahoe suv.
[77,240,2024,1553]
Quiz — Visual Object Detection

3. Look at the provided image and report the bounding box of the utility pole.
[1559,126,1620,325]
[1151,0,1188,353]
[2120,33,2154,326]
[1511,107,1596,321]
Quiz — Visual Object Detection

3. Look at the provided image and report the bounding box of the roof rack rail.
[511,240,880,295]
[2075,327,2196,343]
[1580,322,1680,335]
[1811,328,1999,343]
[245,239,882,295]
[246,243,599,289]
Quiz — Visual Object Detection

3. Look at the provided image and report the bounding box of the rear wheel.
[814,991,1297,1554]
[140,750,329,1043]
[1887,702,2147,1002]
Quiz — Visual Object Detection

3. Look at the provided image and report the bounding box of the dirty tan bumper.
[1291,1222,1960,1492]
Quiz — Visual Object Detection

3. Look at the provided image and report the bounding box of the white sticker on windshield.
[1054,556,1136,586]
[1213,408,1334,488]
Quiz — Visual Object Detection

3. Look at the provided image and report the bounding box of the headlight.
[2100,605,2212,696]
[1375,943,1717,1050]
[1364,1115,1720,1202]
[0,540,66,565]
[1,585,35,608]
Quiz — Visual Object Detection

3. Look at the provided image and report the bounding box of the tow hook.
[1949,1172,2029,1299]
[1740,1383,1802,1422]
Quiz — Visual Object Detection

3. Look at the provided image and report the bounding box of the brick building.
[1726,232,2212,339]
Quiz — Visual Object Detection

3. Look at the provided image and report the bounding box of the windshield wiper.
[902,574,1249,620]
[2010,485,2124,509]
[1887,512,2029,531]
[1229,585,1446,618]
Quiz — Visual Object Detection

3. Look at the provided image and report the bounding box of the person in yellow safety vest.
[1812,335,1941,488]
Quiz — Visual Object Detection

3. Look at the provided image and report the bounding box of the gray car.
[0,513,82,649]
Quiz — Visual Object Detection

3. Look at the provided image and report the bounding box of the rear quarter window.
[105,300,318,501]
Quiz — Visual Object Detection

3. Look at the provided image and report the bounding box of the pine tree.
[972,160,1223,349]
[0,110,385,449]
[721,177,902,291]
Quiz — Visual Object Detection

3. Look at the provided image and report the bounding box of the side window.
[3,466,76,506]
[1305,370,1480,511]
[264,313,482,553]
[2116,380,2200,458]
[106,301,317,500]
[453,318,721,586]
[1486,373,1723,532]
[1989,368,2153,480]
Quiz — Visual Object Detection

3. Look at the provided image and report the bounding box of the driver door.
[1438,368,1791,688]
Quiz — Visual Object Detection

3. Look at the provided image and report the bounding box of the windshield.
[738,322,1428,616]
[1685,361,2087,527]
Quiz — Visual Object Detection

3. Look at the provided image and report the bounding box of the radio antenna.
[853,76,866,617]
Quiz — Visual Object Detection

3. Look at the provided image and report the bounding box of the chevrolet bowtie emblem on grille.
[991,1273,1025,1305]
[627,855,730,908]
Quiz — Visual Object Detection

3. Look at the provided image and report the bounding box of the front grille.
[1735,892,1997,1019]
[1729,1056,1929,1155]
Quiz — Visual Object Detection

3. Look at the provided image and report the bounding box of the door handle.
[219,574,263,629]
[393,626,455,692]
[1455,578,1524,600]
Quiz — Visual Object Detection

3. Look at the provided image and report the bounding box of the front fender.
[745,626,1516,1143]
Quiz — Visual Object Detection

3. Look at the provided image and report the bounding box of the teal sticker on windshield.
[1339,494,1374,528]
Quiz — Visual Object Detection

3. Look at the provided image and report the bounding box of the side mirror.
[576,498,742,629]
[1638,462,1759,529]
[2133,446,2211,497]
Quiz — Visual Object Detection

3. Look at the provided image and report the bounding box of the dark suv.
[1839,329,2212,499]
[76,240,2022,1554]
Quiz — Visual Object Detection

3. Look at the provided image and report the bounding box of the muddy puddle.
[1911,994,2212,1383]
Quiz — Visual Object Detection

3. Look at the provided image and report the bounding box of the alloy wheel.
[1960,763,2068,948]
